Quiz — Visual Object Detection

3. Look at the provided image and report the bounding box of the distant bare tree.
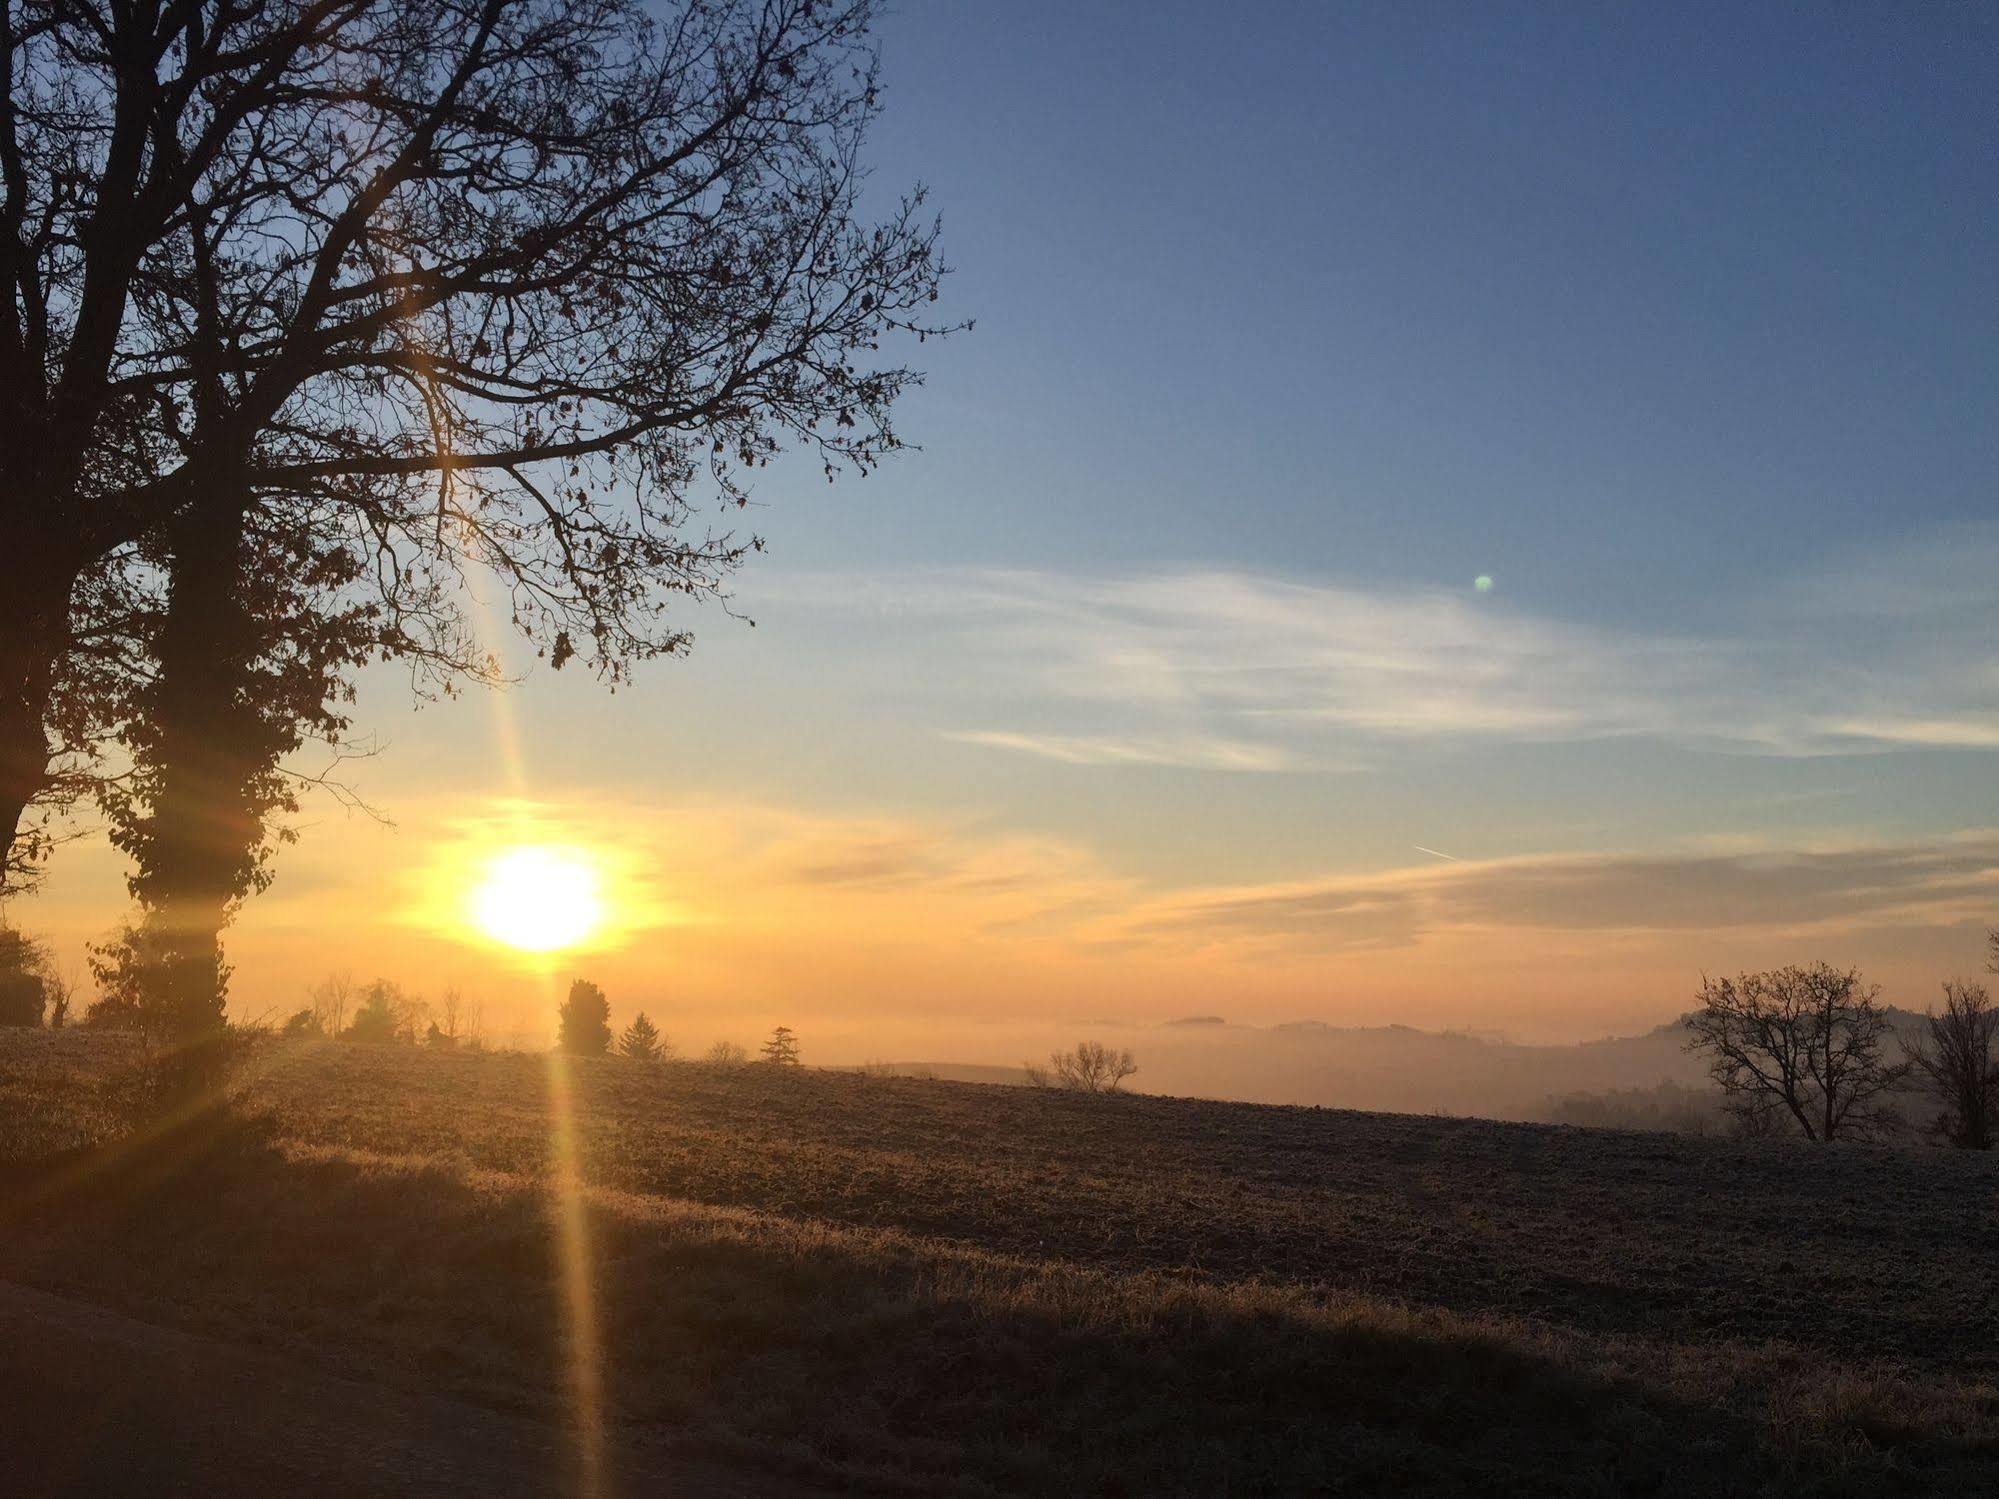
[1903,981,1998,1149]
[309,972,354,1038]
[1030,1040,1138,1095]
[44,966,74,1029]
[1684,964,1908,1141]
[438,987,465,1043]
[706,1040,749,1066]
[461,996,487,1052]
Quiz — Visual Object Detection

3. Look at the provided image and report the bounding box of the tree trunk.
[0,548,78,888]
[130,494,261,1042]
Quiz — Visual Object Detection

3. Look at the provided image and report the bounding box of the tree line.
[552,978,795,1067]
[0,0,954,1066]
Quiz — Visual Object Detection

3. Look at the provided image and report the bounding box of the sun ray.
[544,1038,607,1498]
[455,576,609,1493]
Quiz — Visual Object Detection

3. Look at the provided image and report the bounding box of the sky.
[18,2,1999,1054]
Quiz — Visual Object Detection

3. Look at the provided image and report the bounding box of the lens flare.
[468,845,605,952]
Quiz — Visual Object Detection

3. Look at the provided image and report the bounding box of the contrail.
[1412,846,1460,861]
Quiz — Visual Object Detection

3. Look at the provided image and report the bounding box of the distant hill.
[880,1008,1940,1122]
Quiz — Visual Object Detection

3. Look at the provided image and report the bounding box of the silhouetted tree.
[619,1012,666,1062]
[282,1007,321,1039]
[560,981,613,1056]
[1684,964,1908,1141]
[344,980,420,1045]
[706,1040,749,1066]
[1025,1043,1135,1093]
[761,1026,801,1066]
[1903,980,1998,1149]
[0,926,47,1026]
[44,966,73,1029]
[94,504,390,1041]
[1,0,956,894]
[1030,1040,1138,1094]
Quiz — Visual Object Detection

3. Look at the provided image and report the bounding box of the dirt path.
[0,1280,805,1497]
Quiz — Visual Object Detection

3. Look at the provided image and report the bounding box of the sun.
[467,845,606,953]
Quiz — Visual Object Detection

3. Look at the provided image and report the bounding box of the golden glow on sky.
[467,845,607,952]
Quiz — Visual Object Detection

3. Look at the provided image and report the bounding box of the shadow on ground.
[2,1113,1992,1497]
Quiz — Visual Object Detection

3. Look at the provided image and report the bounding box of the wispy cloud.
[1129,832,1999,952]
[781,528,1999,771]
[943,730,1310,772]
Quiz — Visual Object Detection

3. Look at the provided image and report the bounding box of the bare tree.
[1683,964,1908,1141]
[43,964,74,1029]
[1030,1040,1138,1095]
[308,971,354,1038]
[705,1039,748,1066]
[1903,980,1998,1149]
[1,0,956,889]
[439,986,464,1042]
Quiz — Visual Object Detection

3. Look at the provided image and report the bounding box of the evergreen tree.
[761,1025,801,1066]
[619,1012,666,1062]
[560,980,613,1056]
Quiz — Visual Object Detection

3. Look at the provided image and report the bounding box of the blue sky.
[824,2,1996,596]
[667,1,1999,877]
[33,3,1999,1043]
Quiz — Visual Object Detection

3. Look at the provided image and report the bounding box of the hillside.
[4,1031,1997,1495]
[911,1008,1945,1122]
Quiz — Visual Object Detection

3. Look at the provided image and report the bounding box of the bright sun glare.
[468,845,606,953]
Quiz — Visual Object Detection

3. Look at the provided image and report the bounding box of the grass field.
[4,1030,1997,1495]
